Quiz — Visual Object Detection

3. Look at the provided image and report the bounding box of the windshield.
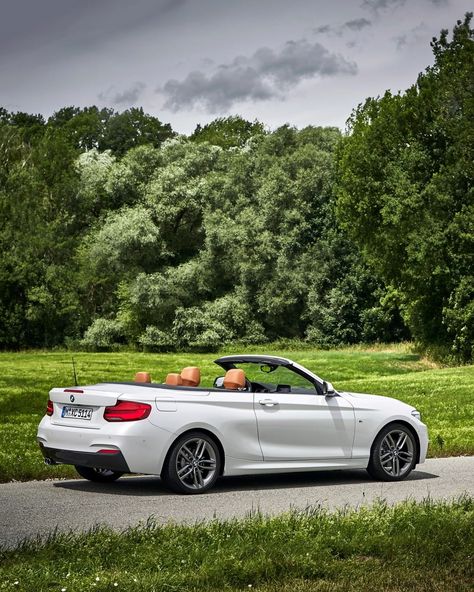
[232,362,317,394]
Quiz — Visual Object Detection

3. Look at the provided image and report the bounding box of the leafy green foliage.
[337,14,474,360]
[191,115,266,148]
[95,124,400,349]
[81,318,126,351]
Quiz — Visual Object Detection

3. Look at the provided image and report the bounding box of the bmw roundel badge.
[70,395,75,403]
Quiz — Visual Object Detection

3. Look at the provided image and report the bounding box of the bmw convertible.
[37,354,428,494]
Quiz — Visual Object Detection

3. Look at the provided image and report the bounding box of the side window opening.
[233,363,317,394]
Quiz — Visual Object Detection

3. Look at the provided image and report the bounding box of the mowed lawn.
[0,344,473,482]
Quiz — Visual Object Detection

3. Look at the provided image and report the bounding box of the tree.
[49,106,112,150]
[337,14,474,359]
[100,107,175,156]
[191,115,266,148]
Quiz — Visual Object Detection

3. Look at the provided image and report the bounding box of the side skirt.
[223,457,369,476]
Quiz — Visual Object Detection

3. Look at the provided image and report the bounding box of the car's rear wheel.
[162,431,221,494]
[367,423,417,481]
[75,465,124,483]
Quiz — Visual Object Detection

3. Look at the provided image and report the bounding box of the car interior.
[133,362,317,394]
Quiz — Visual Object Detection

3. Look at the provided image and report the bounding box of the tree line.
[0,15,472,360]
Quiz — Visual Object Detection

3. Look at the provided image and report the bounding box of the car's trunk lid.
[49,387,120,429]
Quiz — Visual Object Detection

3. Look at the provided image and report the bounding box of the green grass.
[0,344,473,482]
[1,498,473,591]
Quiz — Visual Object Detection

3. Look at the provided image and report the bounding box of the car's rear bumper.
[39,443,131,472]
[37,415,174,475]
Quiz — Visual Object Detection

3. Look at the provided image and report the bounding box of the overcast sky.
[0,0,471,133]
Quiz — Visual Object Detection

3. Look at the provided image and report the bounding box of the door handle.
[259,399,279,407]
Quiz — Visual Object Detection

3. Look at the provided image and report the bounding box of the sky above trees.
[1,0,471,133]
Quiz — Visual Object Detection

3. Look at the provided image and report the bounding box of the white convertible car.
[37,354,428,494]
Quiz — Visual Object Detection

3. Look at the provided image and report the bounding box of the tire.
[161,431,221,494]
[75,465,124,483]
[367,422,418,481]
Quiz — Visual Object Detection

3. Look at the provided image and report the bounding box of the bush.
[80,318,126,351]
[138,325,176,352]
[443,277,474,362]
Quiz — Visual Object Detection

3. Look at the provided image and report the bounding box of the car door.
[254,387,355,461]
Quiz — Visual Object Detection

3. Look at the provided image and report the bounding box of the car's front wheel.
[162,431,221,494]
[75,465,124,483]
[367,423,417,481]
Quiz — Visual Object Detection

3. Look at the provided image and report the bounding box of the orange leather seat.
[224,369,246,390]
[180,367,200,387]
[165,373,183,386]
[134,372,151,383]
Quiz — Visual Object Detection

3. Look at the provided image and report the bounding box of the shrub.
[80,318,126,351]
[138,325,176,352]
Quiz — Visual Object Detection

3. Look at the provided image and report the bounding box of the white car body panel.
[37,356,429,480]
[254,392,355,460]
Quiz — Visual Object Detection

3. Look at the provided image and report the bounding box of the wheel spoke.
[195,440,206,459]
[386,433,396,449]
[178,464,193,478]
[398,451,413,461]
[192,467,203,488]
[396,433,407,450]
[394,457,400,476]
[196,468,204,487]
[198,459,216,468]
[181,445,194,461]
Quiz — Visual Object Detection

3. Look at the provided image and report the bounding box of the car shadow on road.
[54,468,439,497]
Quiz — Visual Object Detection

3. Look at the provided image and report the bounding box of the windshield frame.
[214,355,325,396]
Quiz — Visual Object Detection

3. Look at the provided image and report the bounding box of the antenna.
[72,357,78,386]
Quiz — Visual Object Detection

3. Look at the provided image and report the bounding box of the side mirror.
[213,376,225,388]
[322,380,336,397]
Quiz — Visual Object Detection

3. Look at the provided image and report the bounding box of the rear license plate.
[61,405,93,420]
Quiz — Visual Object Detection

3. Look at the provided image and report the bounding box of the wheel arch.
[161,427,226,477]
[371,419,421,464]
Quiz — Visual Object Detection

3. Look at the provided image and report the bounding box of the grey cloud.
[314,18,372,36]
[161,39,357,112]
[163,68,275,112]
[344,18,372,31]
[98,82,146,106]
[394,23,429,50]
[362,0,406,10]
[314,24,332,34]
[362,0,447,11]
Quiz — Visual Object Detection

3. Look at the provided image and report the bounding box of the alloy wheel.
[175,437,217,490]
[379,429,414,477]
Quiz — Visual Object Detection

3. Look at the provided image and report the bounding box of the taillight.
[46,400,53,416]
[103,400,151,422]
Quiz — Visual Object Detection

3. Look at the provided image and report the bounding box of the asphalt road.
[1,456,473,548]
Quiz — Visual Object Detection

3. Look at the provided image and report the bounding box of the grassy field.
[1,497,472,591]
[0,344,473,482]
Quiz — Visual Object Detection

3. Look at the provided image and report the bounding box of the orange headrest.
[180,367,200,387]
[224,369,246,390]
[165,373,183,386]
[134,372,151,383]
